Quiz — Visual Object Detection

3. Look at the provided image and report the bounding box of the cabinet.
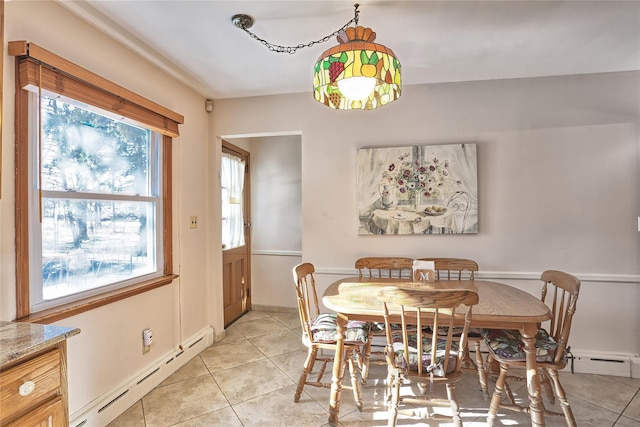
[0,322,79,427]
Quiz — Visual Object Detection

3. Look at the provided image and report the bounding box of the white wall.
[212,73,640,358]
[1,1,221,421]
[249,136,302,308]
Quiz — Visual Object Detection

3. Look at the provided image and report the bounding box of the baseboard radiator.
[564,350,636,378]
[69,327,214,427]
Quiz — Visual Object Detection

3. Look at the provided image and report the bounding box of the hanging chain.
[236,4,360,54]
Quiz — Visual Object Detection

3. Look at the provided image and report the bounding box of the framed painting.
[357,143,478,235]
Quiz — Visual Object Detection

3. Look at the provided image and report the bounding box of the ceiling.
[59,1,640,101]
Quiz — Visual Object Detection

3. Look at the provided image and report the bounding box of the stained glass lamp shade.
[313,26,401,110]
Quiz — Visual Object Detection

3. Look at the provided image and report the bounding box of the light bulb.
[337,76,376,100]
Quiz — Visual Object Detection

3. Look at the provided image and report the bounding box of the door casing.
[221,141,251,327]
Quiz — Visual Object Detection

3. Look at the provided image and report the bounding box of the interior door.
[221,142,251,326]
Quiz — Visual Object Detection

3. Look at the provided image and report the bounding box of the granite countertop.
[0,320,80,366]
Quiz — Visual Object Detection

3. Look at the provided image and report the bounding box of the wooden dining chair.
[415,258,489,398]
[354,257,414,381]
[378,285,479,427]
[483,270,581,427]
[355,256,414,279]
[292,262,370,409]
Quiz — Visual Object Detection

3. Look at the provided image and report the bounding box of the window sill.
[17,274,179,324]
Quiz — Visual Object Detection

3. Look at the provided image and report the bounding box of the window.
[34,95,162,308]
[12,41,183,322]
[221,152,246,250]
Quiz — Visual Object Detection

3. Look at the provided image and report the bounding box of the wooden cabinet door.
[6,397,64,427]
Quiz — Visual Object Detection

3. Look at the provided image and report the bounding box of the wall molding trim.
[315,267,639,284]
[252,250,303,257]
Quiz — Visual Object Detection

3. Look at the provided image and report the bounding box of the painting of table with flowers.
[357,143,478,235]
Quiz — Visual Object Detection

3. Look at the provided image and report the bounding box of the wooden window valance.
[8,40,184,137]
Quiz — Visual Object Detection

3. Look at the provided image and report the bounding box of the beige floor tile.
[559,372,638,414]
[249,328,306,357]
[233,317,289,339]
[623,391,640,421]
[170,406,244,426]
[234,384,329,427]
[141,376,229,427]
[216,324,246,345]
[338,387,485,427]
[233,310,272,324]
[616,416,640,426]
[107,400,145,427]
[490,379,621,427]
[212,358,295,405]
[604,375,640,388]
[270,311,301,329]
[269,347,310,381]
[301,361,384,415]
[199,339,266,372]
[158,355,210,387]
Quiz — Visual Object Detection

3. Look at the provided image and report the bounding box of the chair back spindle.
[416,258,478,280]
[355,257,414,279]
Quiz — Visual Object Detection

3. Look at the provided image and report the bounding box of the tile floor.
[109,310,640,427]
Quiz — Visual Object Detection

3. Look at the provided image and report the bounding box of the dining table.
[322,277,552,426]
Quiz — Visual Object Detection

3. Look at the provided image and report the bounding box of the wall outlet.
[142,328,153,354]
[190,216,198,229]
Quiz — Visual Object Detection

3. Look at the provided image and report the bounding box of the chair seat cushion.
[310,313,370,344]
[482,328,558,362]
[391,334,459,375]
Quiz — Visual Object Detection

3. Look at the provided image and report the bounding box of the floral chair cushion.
[310,313,371,344]
[482,328,558,363]
[390,334,459,375]
[424,326,482,338]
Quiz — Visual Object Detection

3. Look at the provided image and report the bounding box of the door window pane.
[221,152,245,250]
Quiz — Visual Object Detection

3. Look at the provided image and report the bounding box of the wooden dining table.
[322,277,552,426]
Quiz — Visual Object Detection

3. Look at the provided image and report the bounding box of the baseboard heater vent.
[98,389,128,413]
[136,367,160,385]
[590,357,625,363]
[566,351,631,377]
[189,336,204,348]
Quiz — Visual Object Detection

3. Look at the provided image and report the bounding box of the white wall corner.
[631,355,640,379]
[213,328,226,343]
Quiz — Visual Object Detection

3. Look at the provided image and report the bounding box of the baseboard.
[561,350,634,378]
[69,326,214,427]
[251,303,297,314]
